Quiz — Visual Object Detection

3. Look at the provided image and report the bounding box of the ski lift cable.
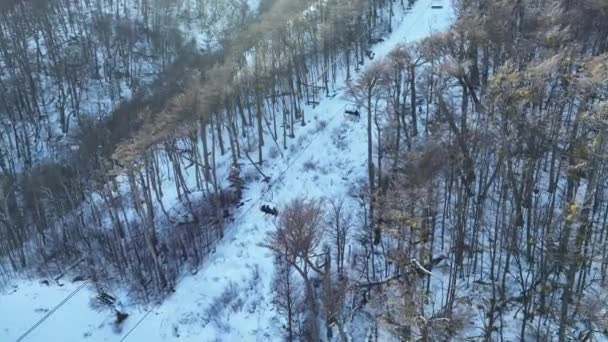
[16,280,91,342]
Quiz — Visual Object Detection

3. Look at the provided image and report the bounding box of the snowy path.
[0,1,454,341]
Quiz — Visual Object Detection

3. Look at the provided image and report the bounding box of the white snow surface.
[0,1,455,341]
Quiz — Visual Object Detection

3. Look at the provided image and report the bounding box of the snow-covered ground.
[0,1,455,341]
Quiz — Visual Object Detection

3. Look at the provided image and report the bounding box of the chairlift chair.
[431,0,443,9]
[344,105,361,118]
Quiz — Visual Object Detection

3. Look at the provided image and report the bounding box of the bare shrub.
[269,146,280,159]
[205,281,241,331]
[289,143,298,154]
[302,159,318,172]
[242,167,260,183]
[315,119,328,133]
[332,126,349,151]
[297,134,308,147]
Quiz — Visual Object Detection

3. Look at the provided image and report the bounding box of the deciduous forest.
[1,0,607,341]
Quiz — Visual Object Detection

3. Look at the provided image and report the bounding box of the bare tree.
[272,255,304,342]
[347,60,389,245]
[263,198,326,340]
[328,197,352,277]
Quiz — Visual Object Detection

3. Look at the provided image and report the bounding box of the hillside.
[2,0,608,341]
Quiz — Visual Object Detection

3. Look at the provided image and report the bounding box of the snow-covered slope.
[0,1,454,341]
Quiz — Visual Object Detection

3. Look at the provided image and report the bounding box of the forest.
[1,0,608,341]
